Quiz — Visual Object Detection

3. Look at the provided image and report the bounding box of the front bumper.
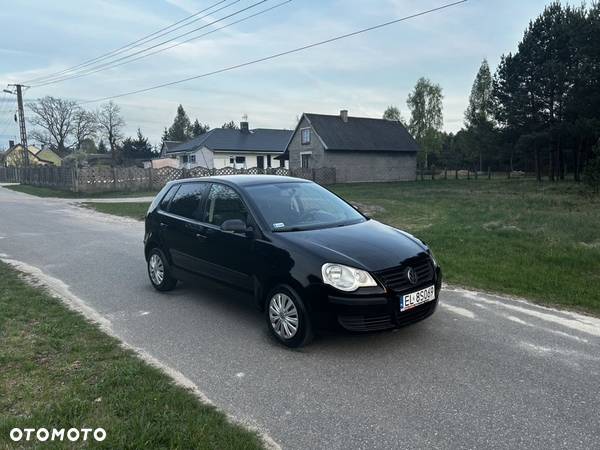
[308,266,442,332]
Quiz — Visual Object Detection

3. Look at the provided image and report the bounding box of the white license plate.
[400,285,435,312]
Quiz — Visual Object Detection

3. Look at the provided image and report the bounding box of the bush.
[583,143,600,193]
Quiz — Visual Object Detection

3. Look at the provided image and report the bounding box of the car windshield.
[246,182,366,232]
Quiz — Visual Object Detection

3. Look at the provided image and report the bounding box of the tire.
[266,284,313,348]
[147,248,177,292]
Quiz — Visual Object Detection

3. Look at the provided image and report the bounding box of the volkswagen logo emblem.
[406,267,418,285]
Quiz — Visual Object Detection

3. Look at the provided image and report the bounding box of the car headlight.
[321,263,377,292]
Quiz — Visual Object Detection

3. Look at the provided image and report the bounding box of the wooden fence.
[0,165,337,193]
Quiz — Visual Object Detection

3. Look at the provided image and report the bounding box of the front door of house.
[257,155,264,169]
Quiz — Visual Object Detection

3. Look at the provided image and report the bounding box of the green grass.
[4,184,158,198]
[0,261,264,449]
[332,179,600,314]
[84,202,150,220]
[81,179,600,314]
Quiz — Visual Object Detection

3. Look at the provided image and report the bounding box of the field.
[0,261,264,449]
[82,179,600,314]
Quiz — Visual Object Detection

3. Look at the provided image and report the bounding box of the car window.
[204,184,247,227]
[246,182,365,232]
[159,184,179,210]
[168,182,208,220]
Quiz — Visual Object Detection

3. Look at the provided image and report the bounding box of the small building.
[1,141,62,167]
[162,121,291,169]
[286,110,418,183]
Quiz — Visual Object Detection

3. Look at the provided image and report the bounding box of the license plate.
[400,285,435,312]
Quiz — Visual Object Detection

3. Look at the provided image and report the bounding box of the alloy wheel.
[269,293,299,339]
[149,253,164,285]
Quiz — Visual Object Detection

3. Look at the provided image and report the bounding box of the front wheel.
[266,285,313,348]
[148,248,177,291]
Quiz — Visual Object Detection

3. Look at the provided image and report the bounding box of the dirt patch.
[350,202,385,217]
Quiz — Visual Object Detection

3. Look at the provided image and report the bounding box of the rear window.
[159,185,179,210]
[168,182,209,221]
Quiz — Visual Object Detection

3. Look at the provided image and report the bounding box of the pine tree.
[97,139,108,154]
[221,121,238,130]
[190,119,210,137]
[464,59,495,171]
[167,105,192,142]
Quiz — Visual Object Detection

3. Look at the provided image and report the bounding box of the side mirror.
[221,219,248,234]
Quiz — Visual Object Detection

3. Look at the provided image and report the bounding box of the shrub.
[583,143,600,193]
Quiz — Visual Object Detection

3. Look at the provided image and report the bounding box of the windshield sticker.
[273,223,285,229]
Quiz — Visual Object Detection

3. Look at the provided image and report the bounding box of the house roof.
[166,128,293,154]
[161,140,182,151]
[301,113,419,152]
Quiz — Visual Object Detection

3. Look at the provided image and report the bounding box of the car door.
[157,182,210,274]
[200,183,255,291]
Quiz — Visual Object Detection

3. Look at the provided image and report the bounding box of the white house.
[161,121,291,170]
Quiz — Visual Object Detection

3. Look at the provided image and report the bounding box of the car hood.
[277,219,427,272]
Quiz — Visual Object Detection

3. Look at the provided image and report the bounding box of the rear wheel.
[266,285,313,348]
[148,248,177,291]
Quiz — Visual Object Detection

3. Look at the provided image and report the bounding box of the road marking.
[451,288,600,338]
[440,303,476,319]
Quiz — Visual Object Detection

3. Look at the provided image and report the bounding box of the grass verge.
[0,261,264,449]
[83,202,150,220]
[4,184,157,198]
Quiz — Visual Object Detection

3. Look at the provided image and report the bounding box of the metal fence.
[0,165,337,193]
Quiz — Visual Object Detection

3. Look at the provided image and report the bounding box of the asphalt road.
[1,186,599,450]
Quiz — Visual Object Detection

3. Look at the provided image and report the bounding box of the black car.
[144,175,441,347]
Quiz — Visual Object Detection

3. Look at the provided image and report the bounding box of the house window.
[182,155,188,163]
[229,157,234,165]
[301,128,311,145]
[267,155,272,168]
[189,155,196,164]
[300,152,312,169]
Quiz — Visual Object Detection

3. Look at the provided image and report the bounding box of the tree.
[122,128,154,159]
[221,120,238,129]
[97,139,108,154]
[79,138,97,154]
[190,118,209,137]
[166,104,192,141]
[28,96,78,152]
[583,140,600,193]
[72,109,98,151]
[407,77,444,168]
[383,105,405,124]
[97,101,125,162]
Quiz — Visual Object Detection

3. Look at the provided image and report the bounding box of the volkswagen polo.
[144,175,441,347]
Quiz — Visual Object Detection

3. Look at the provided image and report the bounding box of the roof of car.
[173,175,311,187]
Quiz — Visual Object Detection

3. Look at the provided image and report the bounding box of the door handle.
[195,233,207,239]
[160,222,168,228]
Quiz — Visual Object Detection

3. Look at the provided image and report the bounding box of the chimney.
[9,140,14,148]
[340,109,348,123]
[240,113,249,133]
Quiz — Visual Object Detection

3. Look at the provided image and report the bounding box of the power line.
[80,0,468,104]
[31,0,250,87]
[31,0,274,88]
[32,0,291,88]
[22,0,234,84]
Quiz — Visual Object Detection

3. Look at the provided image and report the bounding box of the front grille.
[338,313,394,332]
[374,255,434,293]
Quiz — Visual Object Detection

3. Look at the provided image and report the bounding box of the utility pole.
[4,84,29,166]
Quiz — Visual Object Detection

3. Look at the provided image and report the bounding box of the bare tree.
[28,96,78,152]
[97,101,125,162]
[72,109,98,151]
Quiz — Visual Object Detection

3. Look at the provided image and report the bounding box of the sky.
[0,0,570,148]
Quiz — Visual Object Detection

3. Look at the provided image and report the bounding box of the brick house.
[286,110,418,183]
